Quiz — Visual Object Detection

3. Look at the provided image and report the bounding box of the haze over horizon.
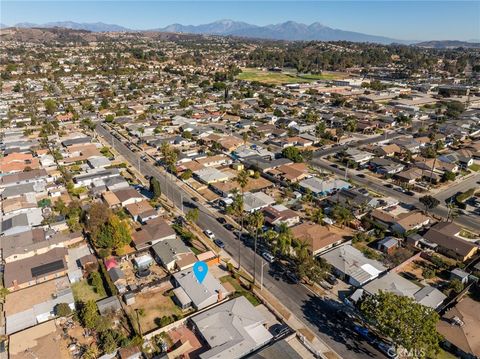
[1,1,479,41]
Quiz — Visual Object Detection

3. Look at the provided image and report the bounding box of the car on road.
[216,217,226,224]
[262,251,275,263]
[192,196,199,202]
[213,239,225,248]
[357,173,366,178]
[384,183,394,188]
[394,187,406,193]
[353,325,375,342]
[284,271,300,284]
[223,223,235,231]
[375,341,398,358]
[203,229,215,239]
[330,164,338,168]
[404,190,415,196]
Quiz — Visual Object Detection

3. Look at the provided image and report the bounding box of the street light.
[260,260,268,291]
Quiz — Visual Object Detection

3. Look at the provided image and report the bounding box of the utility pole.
[260,260,268,291]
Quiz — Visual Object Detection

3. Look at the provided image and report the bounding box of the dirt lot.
[120,260,168,287]
[126,287,187,334]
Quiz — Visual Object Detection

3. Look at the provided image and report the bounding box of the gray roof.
[152,237,192,267]
[364,271,446,308]
[320,245,386,285]
[1,213,29,232]
[1,183,36,199]
[299,177,350,195]
[173,267,225,310]
[243,192,276,212]
[96,296,122,315]
[191,296,273,359]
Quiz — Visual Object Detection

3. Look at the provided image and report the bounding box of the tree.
[247,210,264,284]
[297,256,325,283]
[361,291,440,358]
[81,345,99,359]
[79,300,99,330]
[442,171,456,182]
[149,177,161,200]
[96,215,131,251]
[186,208,199,223]
[44,99,57,115]
[87,202,112,235]
[55,303,72,317]
[180,169,193,180]
[99,330,117,354]
[282,146,303,163]
[309,208,324,224]
[332,205,353,227]
[449,279,464,294]
[419,195,440,214]
[89,271,106,297]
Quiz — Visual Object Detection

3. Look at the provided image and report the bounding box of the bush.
[55,303,72,317]
[422,268,436,279]
[156,316,174,328]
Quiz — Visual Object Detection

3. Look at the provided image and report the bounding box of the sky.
[1,1,479,41]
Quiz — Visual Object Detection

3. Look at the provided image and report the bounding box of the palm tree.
[248,210,264,284]
[294,240,310,262]
[276,223,292,256]
[309,208,324,224]
[235,170,250,269]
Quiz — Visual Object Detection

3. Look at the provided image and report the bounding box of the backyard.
[72,279,107,303]
[126,288,187,334]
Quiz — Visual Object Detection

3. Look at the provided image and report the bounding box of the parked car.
[357,173,366,178]
[375,341,398,358]
[284,271,300,284]
[262,251,275,263]
[404,190,415,196]
[203,229,215,239]
[325,274,338,285]
[216,217,227,224]
[353,325,375,342]
[384,183,394,188]
[213,239,225,248]
[223,223,235,231]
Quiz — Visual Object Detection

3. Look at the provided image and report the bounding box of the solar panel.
[31,260,65,277]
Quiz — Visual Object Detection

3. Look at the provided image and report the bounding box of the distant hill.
[415,40,480,49]
[155,19,407,45]
[12,21,130,32]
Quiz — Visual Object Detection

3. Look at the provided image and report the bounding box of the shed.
[133,254,153,269]
[96,296,122,315]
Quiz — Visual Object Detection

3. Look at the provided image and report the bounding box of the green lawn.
[220,275,261,306]
[72,279,106,303]
[237,68,309,85]
[469,163,480,172]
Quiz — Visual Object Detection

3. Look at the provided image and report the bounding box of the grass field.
[72,280,107,303]
[237,68,348,85]
[237,68,309,84]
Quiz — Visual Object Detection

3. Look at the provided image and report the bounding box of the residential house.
[437,297,480,359]
[361,271,446,309]
[299,177,351,196]
[423,222,478,261]
[190,296,273,359]
[242,191,276,212]
[320,244,387,287]
[132,217,176,250]
[172,267,227,310]
[291,222,344,256]
[262,205,300,228]
[391,211,430,234]
[5,277,75,334]
[3,248,68,291]
[152,237,196,271]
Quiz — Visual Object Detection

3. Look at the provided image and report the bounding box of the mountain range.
[2,19,479,46]
[154,19,404,44]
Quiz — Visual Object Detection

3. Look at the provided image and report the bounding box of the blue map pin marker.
[193,261,208,284]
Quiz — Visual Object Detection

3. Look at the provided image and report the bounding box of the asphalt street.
[96,123,385,359]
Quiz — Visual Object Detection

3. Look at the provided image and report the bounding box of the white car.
[262,251,275,263]
[204,229,215,239]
